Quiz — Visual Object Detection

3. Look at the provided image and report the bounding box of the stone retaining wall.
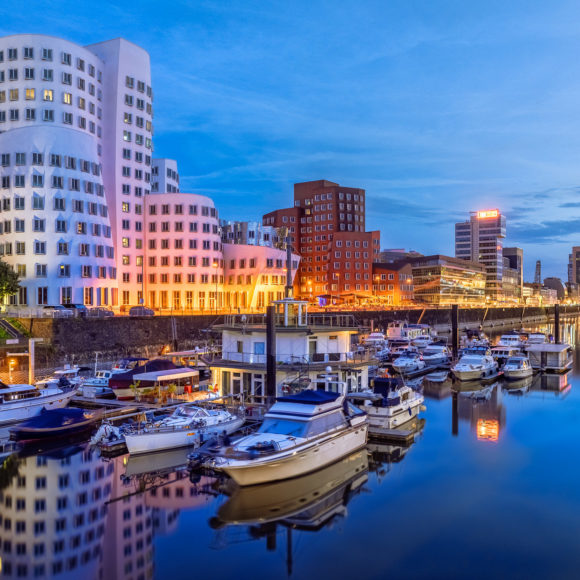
[5,305,577,364]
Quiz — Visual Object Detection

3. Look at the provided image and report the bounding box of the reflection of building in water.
[0,446,113,579]
[455,384,506,441]
[102,455,154,580]
[530,372,571,396]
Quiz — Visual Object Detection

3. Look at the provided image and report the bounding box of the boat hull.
[221,422,368,487]
[125,416,245,455]
[0,389,76,426]
[503,368,533,380]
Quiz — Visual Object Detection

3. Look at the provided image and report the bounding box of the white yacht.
[347,377,424,430]
[0,382,77,425]
[491,346,521,369]
[411,335,433,349]
[451,352,498,381]
[502,356,533,380]
[124,404,244,455]
[82,369,116,398]
[363,332,387,347]
[197,390,368,487]
[421,344,451,367]
[526,332,547,345]
[497,333,523,348]
[392,352,425,374]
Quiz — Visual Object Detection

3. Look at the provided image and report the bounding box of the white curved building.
[0,34,154,308]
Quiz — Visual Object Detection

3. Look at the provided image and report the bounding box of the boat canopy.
[132,368,199,382]
[276,390,341,405]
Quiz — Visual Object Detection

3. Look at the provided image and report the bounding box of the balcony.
[220,312,358,330]
[212,350,376,368]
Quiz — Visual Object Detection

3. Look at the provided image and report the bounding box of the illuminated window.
[43,89,53,101]
[63,92,72,105]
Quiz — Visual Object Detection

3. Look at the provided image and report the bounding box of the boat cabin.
[526,343,573,372]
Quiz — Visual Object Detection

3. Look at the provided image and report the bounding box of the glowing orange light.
[477,209,499,219]
[477,419,499,442]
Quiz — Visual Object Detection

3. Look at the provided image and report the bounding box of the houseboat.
[208,298,374,401]
[526,343,573,372]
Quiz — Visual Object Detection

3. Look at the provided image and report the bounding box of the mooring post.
[451,304,459,361]
[266,305,276,407]
[452,390,458,436]
[554,303,560,344]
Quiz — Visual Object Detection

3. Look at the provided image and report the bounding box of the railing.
[219,350,376,365]
[222,312,358,328]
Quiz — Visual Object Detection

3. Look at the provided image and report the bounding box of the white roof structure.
[132,368,199,382]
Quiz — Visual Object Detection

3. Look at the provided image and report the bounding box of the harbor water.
[1,322,580,579]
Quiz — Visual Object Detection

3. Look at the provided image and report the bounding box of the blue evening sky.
[2,0,580,280]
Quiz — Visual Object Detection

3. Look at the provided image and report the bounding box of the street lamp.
[212,260,219,314]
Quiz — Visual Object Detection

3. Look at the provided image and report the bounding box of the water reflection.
[0,446,114,580]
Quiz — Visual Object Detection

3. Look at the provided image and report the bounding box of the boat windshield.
[174,406,205,418]
[258,418,309,438]
[506,358,524,366]
[423,348,443,355]
[460,356,484,365]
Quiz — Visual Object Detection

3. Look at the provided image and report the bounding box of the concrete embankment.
[3,305,578,364]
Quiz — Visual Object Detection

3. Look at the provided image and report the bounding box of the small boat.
[411,334,433,349]
[123,404,244,455]
[0,382,78,426]
[502,356,533,380]
[347,377,424,431]
[195,390,368,487]
[526,332,547,345]
[392,352,425,374]
[10,408,102,442]
[363,332,387,347]
[491,346,522,369]
[497,332,523,348]
[36,365,84,389]
[82,369,116,398]
[451,352,498,381]
[421,345,451,367]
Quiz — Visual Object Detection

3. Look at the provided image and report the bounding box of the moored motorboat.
[451,351,498,381]
[195,390,368,487]
[491,346,522,370]
[497,332,524,348]
[347,377,424,431]
[502,356,533,380]
[36,365,84,389]
[421,344,451,367]
[10,407,102,442]
[391,352,425,374]
[124,404,244,455]
[0,382,78,426]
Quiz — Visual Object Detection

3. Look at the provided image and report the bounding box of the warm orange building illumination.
[477,419,499,441]
[477,209,499,219]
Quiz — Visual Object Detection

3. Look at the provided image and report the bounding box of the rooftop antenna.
[534,260,542,285]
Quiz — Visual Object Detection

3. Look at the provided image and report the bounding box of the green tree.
[0,260,20,303]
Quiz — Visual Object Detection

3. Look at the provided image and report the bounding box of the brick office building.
[263,180,380,302]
